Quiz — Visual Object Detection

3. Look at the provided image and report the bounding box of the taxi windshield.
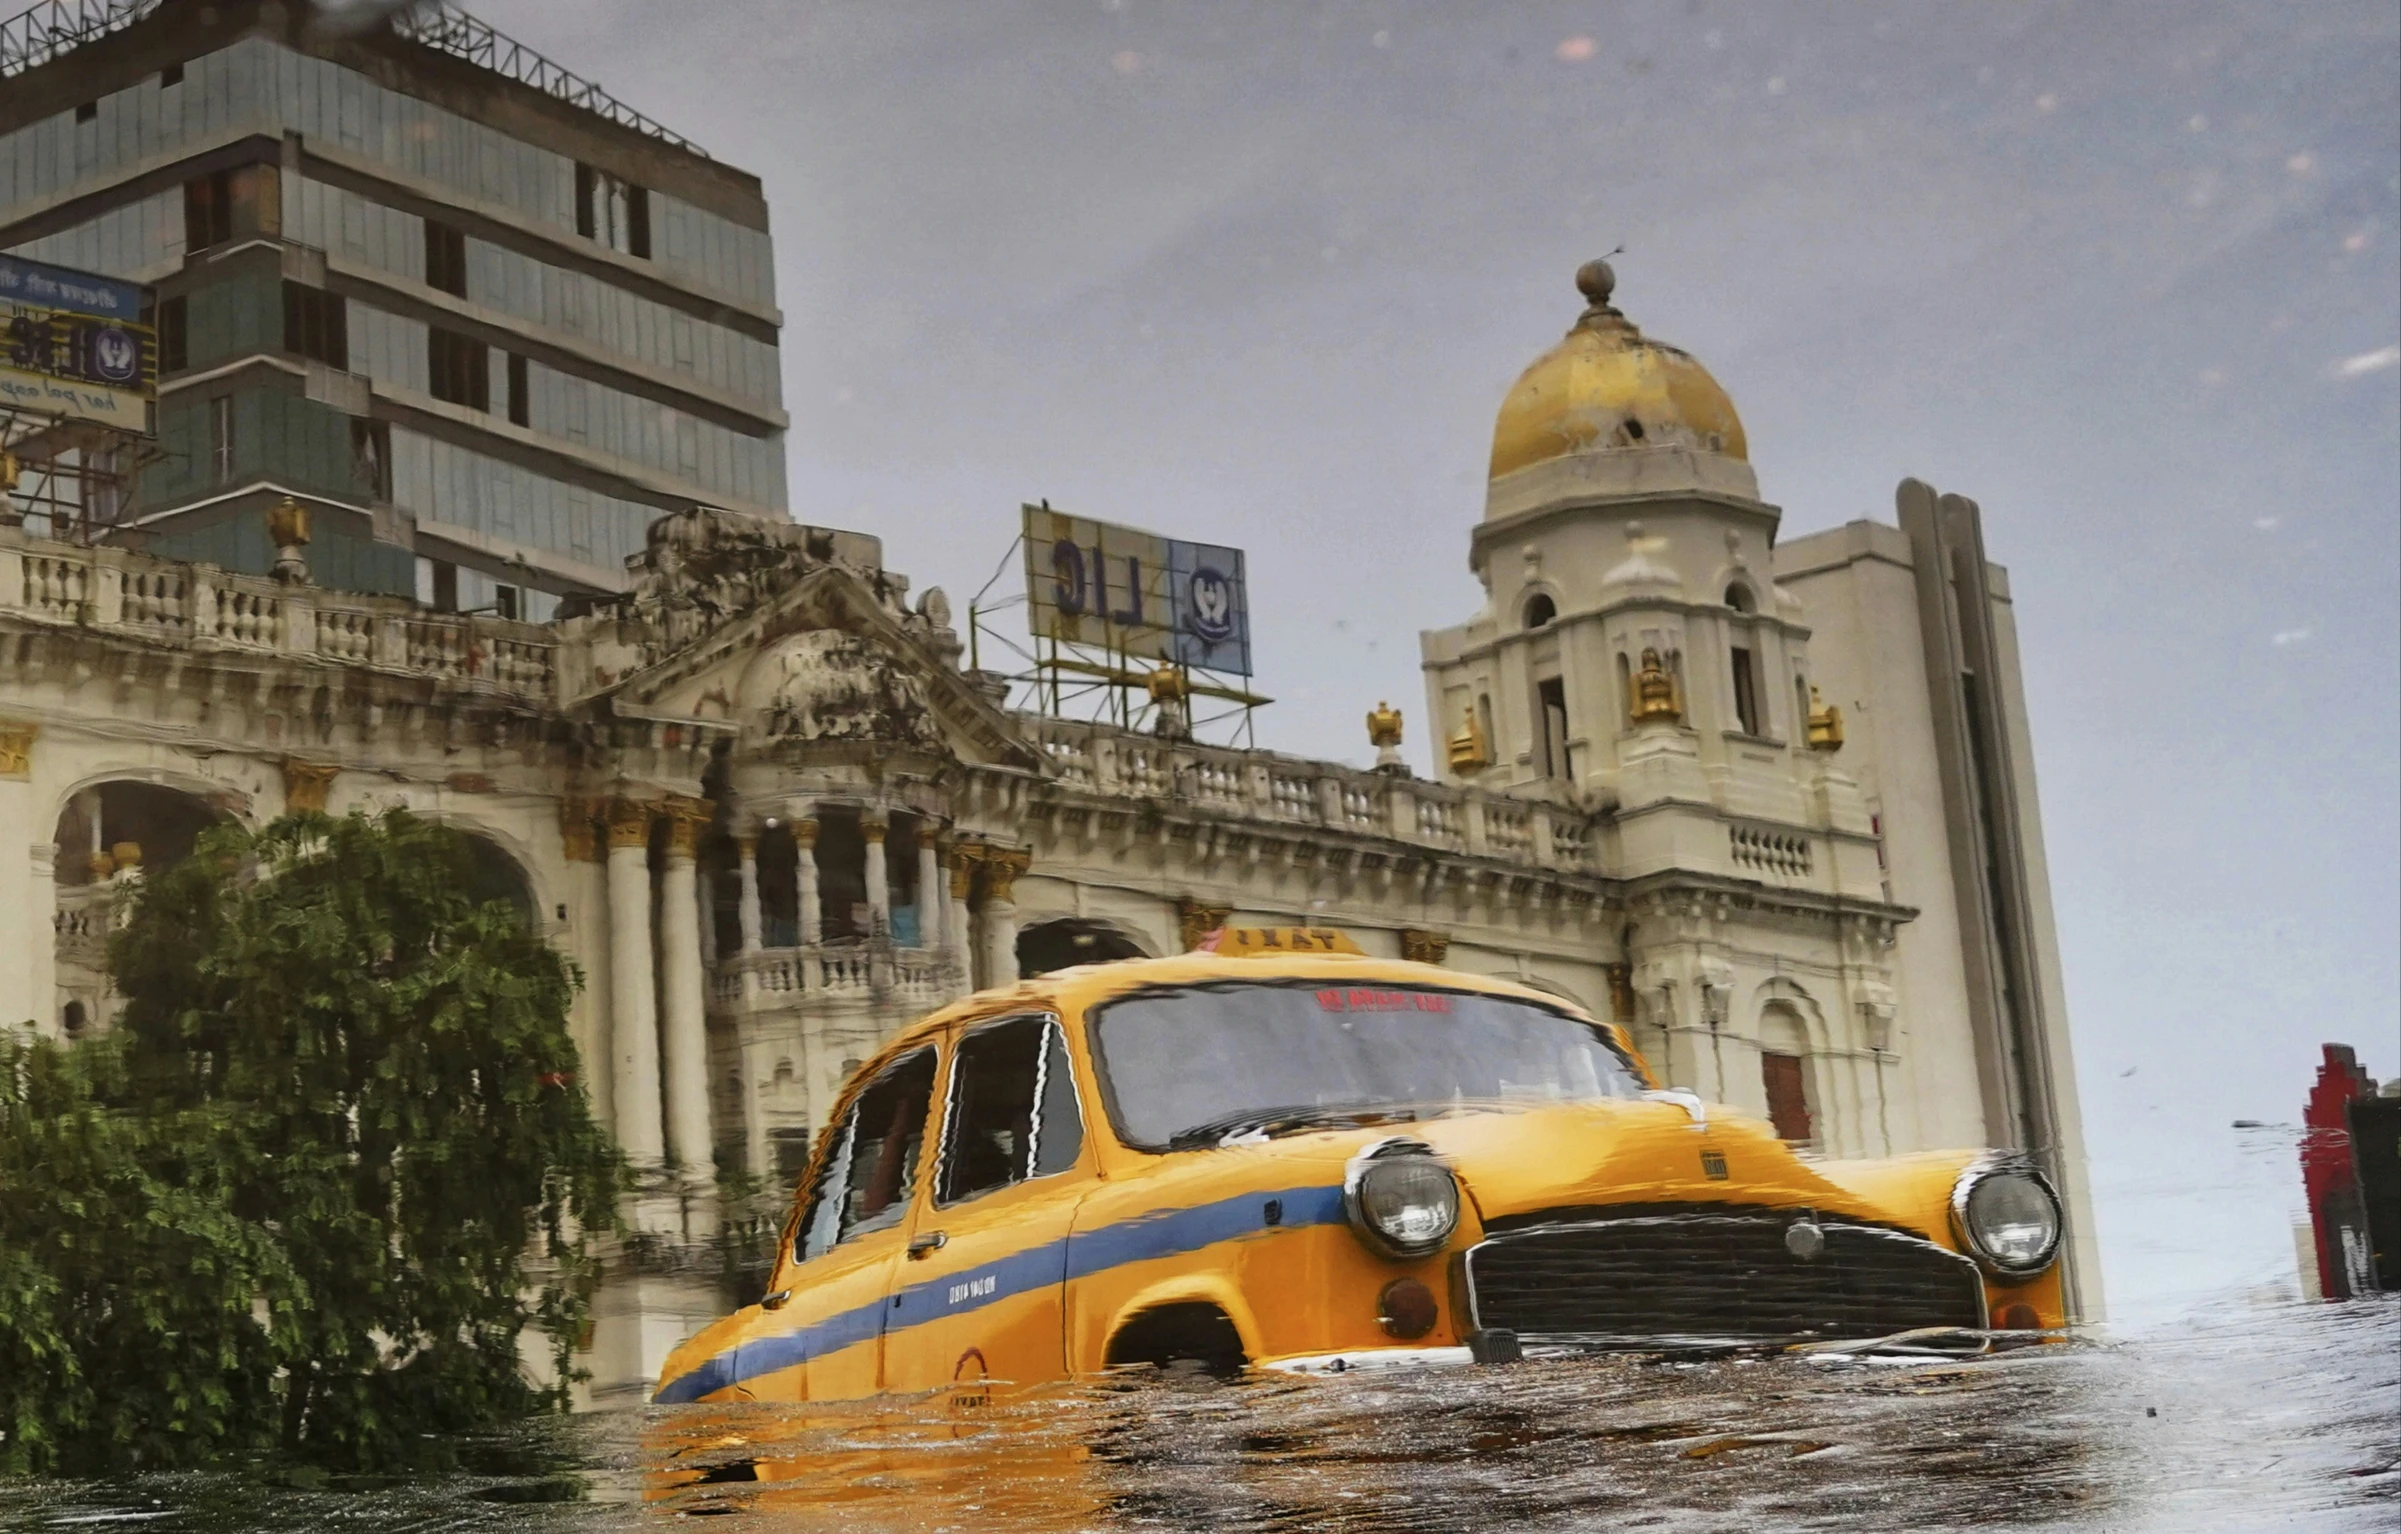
[1089,979,1645,1150]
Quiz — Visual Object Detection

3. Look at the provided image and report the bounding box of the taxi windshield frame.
[1084,976,1646,1153]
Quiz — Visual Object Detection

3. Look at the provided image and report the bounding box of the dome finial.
[1575,257,1616,309]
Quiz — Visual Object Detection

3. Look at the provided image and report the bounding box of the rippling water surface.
[2,1298,2391,1532]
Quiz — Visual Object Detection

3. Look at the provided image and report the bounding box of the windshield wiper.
[1166,1102,1414,1151]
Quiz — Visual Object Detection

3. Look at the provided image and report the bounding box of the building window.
[350,418,390,500]
[1523,591,1557,629]
[768,1127,812,1185]
[1615,651,1634,725]
[1762,1052,1813,1143]
[427,328,489,411]
[493,584,520,621]
[575,162,651,257]
[1537,675,1570,779]
[281,282,347,368]
[183,170,232,253]
[1725,582,1757,614]
[422,558,459,613]
[82,444,126,528]
[1730,645,1761,736]
[157,295,187,373]
[208,395,233,485]
[424,219,469,297]
[506,352,530,427]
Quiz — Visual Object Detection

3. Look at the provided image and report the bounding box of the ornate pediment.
[573,508,1031,770]
[744,628,941,748]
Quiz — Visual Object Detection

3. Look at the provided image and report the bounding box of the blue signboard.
[0,252,155,433]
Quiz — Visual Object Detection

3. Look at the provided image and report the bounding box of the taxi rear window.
[1088,979,1643,1151]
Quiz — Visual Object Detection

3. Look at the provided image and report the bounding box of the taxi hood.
[1203,1097,1941,1233]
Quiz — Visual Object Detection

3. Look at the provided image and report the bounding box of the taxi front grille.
[1463,1207,1985,1345]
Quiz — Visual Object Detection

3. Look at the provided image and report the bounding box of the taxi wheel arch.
[1103,1302,1248,1377]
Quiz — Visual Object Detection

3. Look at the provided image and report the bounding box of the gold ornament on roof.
[1806,686,1845,751]
[1631,648,1681,724]
[1445,709,1491,774]
[1366,701,1404,749]
[266,495,312,548]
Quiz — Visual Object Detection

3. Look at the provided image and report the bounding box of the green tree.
[0,810,621,1475]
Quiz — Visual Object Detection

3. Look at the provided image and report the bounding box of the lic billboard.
[1022,504,1253,677]
[1,253,155,433]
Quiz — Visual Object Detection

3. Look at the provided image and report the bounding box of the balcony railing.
[709,941,960,1013]
[0,527,558,705]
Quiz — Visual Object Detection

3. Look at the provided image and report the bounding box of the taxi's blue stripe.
[652,1183,1346,1403]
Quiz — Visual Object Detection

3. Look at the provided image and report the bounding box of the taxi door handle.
[760,1289,792,1311]
[907,1231,947,1260]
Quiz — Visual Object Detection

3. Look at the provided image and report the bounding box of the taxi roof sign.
[1198,927,1364,957]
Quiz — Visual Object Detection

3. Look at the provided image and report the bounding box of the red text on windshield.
[1315,988,1454,1013]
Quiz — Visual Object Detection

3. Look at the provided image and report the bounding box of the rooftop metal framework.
[0,0,161,77]
[0,0,708,158]
[390,4,709,158]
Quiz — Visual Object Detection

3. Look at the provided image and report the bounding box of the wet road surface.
[0,1295,2391,1532]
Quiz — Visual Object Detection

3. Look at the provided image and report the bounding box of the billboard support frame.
[967,521,1271,746]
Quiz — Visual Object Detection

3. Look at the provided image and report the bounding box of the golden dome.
[1488,260,1748,480]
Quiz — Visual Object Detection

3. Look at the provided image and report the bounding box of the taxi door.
[739,1041,944,1402]
[881,1014,1092,1396]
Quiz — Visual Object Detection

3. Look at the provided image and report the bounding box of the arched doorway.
[1758,1001,1818,1148]
[1017,918,1148,979]
[52,780,230,1035]
[456,831,537,927]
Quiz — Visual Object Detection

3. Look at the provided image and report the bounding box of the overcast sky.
[476,0,2400,1324]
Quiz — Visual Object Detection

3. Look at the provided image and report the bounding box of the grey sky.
[479,0,2400,1323]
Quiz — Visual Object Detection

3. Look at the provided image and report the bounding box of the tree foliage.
[0,810,621,1475]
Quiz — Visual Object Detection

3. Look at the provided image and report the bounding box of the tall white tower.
[1421,260,1866,857]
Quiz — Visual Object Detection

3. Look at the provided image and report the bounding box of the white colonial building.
[0,258,2100,1396]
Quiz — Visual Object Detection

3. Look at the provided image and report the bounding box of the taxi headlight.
[1344,1139,1460,1259]
[1951,1157,2063,1276]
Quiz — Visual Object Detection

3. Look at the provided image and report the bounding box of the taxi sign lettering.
[947,1274,998,1306]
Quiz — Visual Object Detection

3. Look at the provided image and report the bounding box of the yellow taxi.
[653,931,2068,1404]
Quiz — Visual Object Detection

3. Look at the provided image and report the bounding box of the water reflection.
[0,1297,2390,1532]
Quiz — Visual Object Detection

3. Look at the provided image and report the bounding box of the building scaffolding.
[966,534,1269,747]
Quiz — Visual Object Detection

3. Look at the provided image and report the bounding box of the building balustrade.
[1021,716,1599,876]
[707,939,959,1013]
[0,526,557,704]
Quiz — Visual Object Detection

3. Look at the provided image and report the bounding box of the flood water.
[1,1296,2391,1533]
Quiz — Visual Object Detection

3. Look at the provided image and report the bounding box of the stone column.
[979,848,1029,989]
[559,798,614,1133]
[915,825,942,951]
[862,818,891,936]
[735,834,762,1002]
[793,816,822,945]
[659,797,715,1182]
[948,845,978,994]
[604,798,664,1168]
[793,816,821,990]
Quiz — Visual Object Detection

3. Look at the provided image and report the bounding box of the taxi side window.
[936,1017,1084,1206]
[796,1047,938,1260]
